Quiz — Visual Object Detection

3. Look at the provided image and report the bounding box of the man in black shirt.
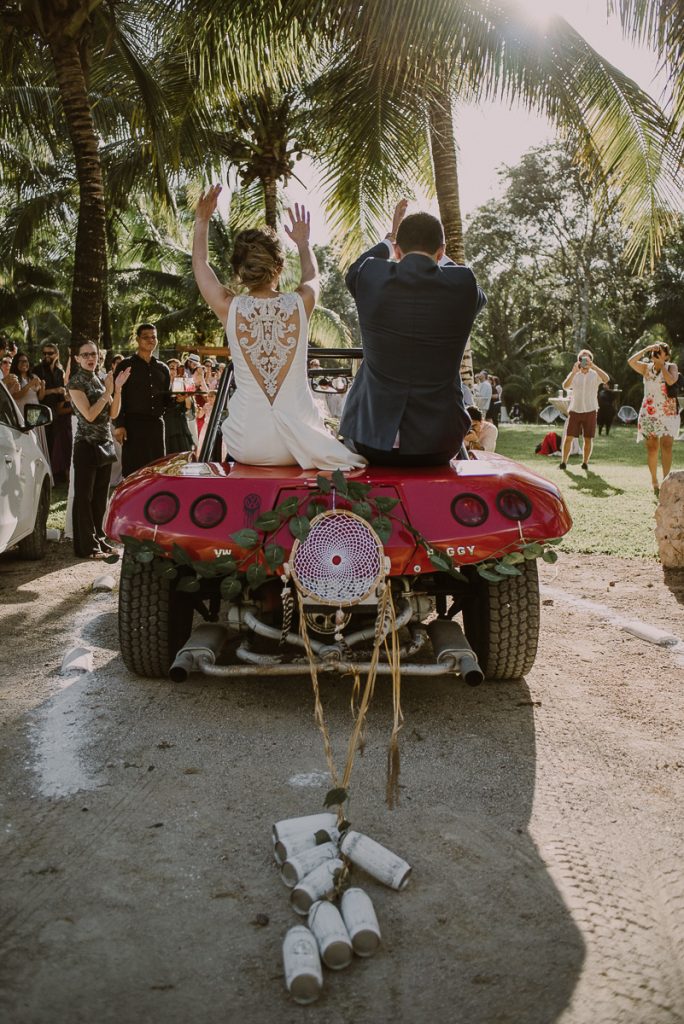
[113,323,171,476]
[32,342,70,477]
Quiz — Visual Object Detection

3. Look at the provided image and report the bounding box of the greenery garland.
[115,468,562,588]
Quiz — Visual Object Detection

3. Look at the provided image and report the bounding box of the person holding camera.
[628,341,680,495]
[559,349,609,471]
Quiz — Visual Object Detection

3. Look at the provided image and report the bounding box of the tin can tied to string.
[281,841,339,888]
[340,831,411,890]
[340,888,382,957]
[282,926,323,1004]
[291,858,344,915]
[308,901,353,970]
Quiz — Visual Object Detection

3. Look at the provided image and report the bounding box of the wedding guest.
[464,405,498,452]
[68,341,130,558]
[559,349,609,471]
[629,341,680,495]
[113,323,171,476]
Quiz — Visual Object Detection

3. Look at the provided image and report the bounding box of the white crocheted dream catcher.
[283,509,404,809]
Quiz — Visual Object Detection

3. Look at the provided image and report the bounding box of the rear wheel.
[461,559,540,680]
[119,551,195,678]
[17,479,50,560]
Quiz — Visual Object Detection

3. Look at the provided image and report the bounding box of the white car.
[0,380,52,558]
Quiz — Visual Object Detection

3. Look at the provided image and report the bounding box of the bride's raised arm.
[285,203,319,317]
[192,185,234,322]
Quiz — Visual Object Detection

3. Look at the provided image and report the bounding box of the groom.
[340,200,486,466]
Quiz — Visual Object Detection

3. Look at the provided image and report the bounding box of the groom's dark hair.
[396,212,444,255]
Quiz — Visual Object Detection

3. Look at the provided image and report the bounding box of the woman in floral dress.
[628,342,680,494]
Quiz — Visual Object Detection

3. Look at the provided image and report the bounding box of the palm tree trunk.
[263,177,278,229]
[48,35,106,352]
[428,94,474,389]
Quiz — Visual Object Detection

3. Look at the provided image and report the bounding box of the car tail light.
[190,495,227,529]
[144,492,179,525]
[451,493,488,527]
[496,489,532,521]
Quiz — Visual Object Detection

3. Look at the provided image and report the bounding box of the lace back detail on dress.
[234,293,300,405]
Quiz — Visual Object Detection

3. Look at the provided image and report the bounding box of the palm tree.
[0,1,174,349]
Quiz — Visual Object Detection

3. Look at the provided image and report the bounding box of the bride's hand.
[391,198,409,236]
[196,185,222,222]
[284,204,311,246]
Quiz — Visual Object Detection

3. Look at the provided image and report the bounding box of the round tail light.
[190,495,227,529]
[496,489,532,521]
[145,492,180,525]
[451,493,488,527]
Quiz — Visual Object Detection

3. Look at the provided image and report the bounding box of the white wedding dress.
[222,292,365,470]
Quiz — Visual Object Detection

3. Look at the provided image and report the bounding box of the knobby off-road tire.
[17,479,50,560]
[462,559,540,680]
[119,551,194,678]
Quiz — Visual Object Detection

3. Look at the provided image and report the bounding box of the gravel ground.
[1,544,683,1024]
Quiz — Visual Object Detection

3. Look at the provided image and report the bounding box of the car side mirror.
[23,403,53,430]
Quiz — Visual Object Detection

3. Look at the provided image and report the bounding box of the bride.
[192,186,365,470]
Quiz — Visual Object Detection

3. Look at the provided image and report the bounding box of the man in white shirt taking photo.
[559,348,610,470]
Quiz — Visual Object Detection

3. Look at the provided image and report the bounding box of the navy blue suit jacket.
[340,242,486,455]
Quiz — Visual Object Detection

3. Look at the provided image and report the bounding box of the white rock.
[655,470,684,568]
[92,574,116,592]
[60,647,94,675]
[621,621,679,647]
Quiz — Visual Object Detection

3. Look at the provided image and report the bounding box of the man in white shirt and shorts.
[560,348,609,470]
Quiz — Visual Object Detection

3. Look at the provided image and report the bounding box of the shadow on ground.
[663,566,684,607]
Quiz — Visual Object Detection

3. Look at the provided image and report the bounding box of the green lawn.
[46,424,675,559]
[496,423,675,559]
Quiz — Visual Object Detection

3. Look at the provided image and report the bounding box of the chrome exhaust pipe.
[169,624,229,682]
[426,620,484,686]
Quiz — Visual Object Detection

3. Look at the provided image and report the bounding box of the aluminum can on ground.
[272,812,337,843]
[340,887,382,957]
[281,842,339,888]
[308,900,353,970]
[282,926,322,1004]
[291,858,344,915]
[274,826,339,866]
[339,831,411,890]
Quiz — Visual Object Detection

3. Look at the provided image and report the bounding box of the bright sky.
[281,0,664,244]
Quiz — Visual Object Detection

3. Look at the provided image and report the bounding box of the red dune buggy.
[104,349,571,683]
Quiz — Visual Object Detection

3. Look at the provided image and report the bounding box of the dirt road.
[1,546,683,1024]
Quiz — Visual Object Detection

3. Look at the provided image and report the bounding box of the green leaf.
[522,543,544,559]
[352,500,373,520]
[374,496,400,513]
[121,535,143,551]
[177,576,200,593]
[371,516,392,543]
[230,528,260,549]
[307,501,327,519]
[289,515,311,541]
[448,568,469,584]
[503,551,525,565]
[323,786,348,809]
[546,537,564,546]
[103,553,120,564]
[542,548,559,563]
[276,496,300,519]
[220,577,242,600]
[255,511,280,532]
[477,566,503,583]
[140,539,166,556]
[135,549,155,564]
[315,474,332,494]
[171,543,193,566]
[264,544,285,570]
[213,556,237,573]
[246,563,268,588]
[428,549,454,573]
[494,562,522,577]
[347,481,372,500]
[153,558,177,579]
[331,469,349,496]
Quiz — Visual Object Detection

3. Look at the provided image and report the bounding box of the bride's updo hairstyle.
[231,227,285,289]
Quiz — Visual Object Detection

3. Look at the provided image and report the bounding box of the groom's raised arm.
[345,239,393,298]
